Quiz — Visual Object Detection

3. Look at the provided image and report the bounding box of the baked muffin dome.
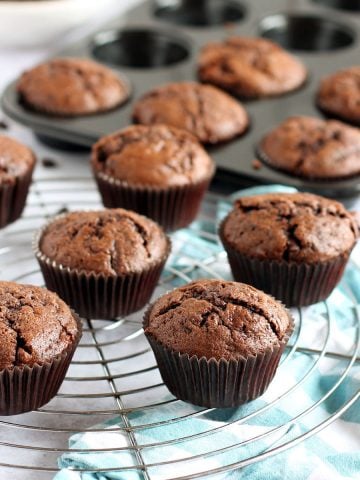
[0,135,36,228]
[145,279,291,360]
[132,81,249,144]
[221,192,358,264]
[0,135,35,185]
[0,281,79,369]
[317,66,360,125]
[17,57,130,116]
[198,36,307,99]
[259,116,360,180]
[38,209,169,275]
[92,124,214,188]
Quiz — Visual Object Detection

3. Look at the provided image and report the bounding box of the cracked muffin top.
[91,124,215,187]
[0,135,35,185]
[316,66,360,125]
[220,192,358,263]
[0,281,80,369]
[259,116,360,180]
[132,81,249,144]
[37,209,170,276]
[198,36,307,99]
[17,57,130,116]
[144,279,291,359]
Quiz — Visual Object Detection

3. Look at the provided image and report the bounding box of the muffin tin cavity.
[259,14,355,51]
[154,0,246,27]
[92,28,190,68]
[313,0,360,12]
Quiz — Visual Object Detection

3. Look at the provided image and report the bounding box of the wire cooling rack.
[0,175,359,480]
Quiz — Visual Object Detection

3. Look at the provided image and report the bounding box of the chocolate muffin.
[316,67,360,125]
[17,58,130,117]
[144,279,293,407]
[219,192,359,307]
[132,82,249,144]
[0,281,81,415]
[198,36,307,99]
[258,116,360,180]
[92,124,215,231]
[0,135,36,228]
[34,209,171,319]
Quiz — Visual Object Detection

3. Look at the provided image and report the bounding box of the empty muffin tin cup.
[259,14,355,51]
[92,28,190,68]
[313,0,360,12]
[154,0,246,27]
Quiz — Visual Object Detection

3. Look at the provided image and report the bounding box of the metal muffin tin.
[2,0,360,198]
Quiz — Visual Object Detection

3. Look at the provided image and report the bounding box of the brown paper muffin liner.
[0,313,82,416]
[0,166,34,228]
[94,172,214,232]
[219,224,351,307]
[33,218,171,319]
[144,309,294,408]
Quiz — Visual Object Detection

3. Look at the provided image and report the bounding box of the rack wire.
[0,176,358,479]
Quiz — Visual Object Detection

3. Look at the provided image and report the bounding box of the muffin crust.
[198,36,307,99]
[132,81,248,144]
[0,135,35,184]
[92,124,215,187]
[0,281,79,369]
[317,67,360,125]
[39,209,169,276]
[17,58,129,116]
[221,193,358,263]
[259,116,360,179]
[145,279,290,360]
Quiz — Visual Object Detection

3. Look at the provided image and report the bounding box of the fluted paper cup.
[94,171,214,232]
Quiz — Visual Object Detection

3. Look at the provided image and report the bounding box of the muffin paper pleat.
[36,256,168,319]
[0,314,82,416]
[0,167,34,228]
[144,309,294,408]
[220,231,350,307]
[94,173,213,231]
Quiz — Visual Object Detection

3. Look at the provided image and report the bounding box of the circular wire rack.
[0,176,359,480]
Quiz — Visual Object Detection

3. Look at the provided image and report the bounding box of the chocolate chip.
[42,157,58,168]
[56,207,69,215]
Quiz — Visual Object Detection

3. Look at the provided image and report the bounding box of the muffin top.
[0,281,79,369]
[92,124,215,187]
[221,192,358,263]
[0,135,35,184]
[198,36,307,99]
[132,81,248,144]
[144,279,291,360]
[317,66,360,125]
[259,116,360,179]
[17,57,129,116]
[38,209,170,275]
